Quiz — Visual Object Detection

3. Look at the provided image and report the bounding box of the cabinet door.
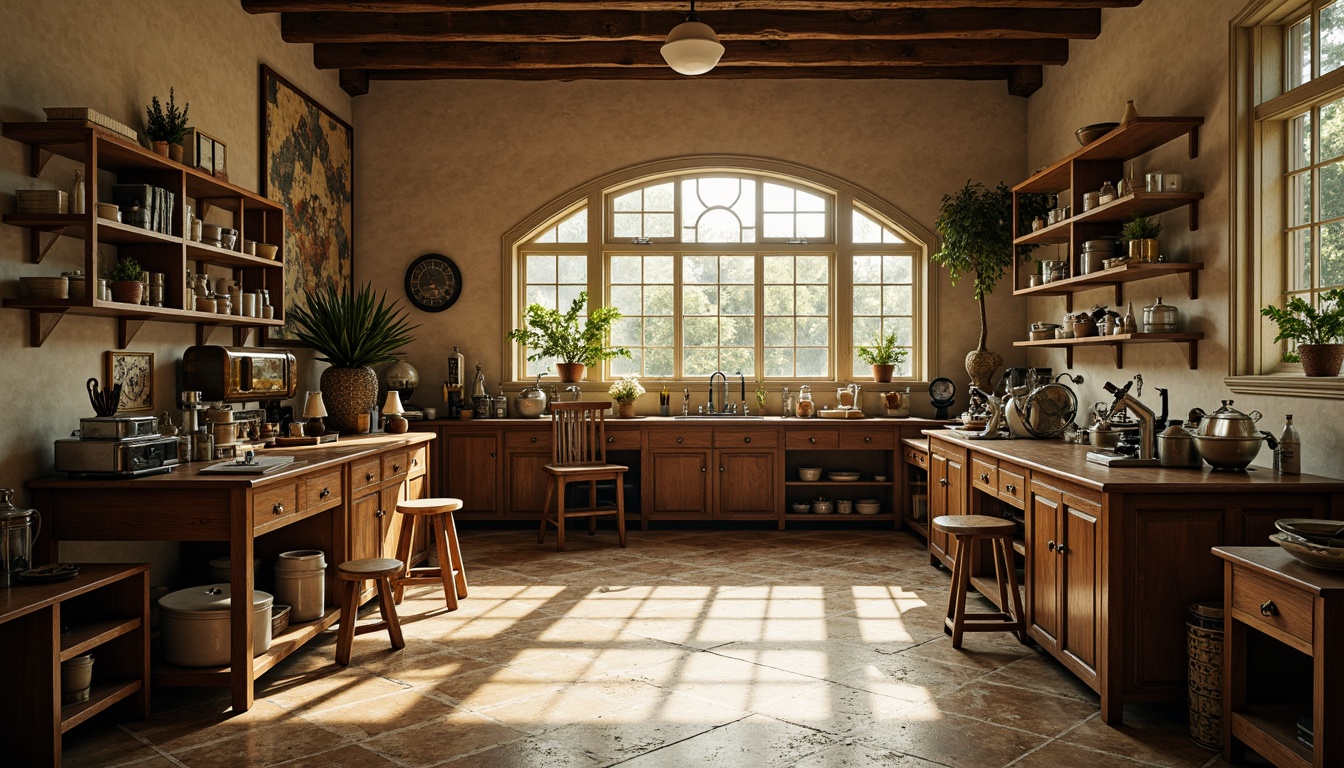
[350,491,383,562]
[647,450,711,518]
[443,434,500,516]
[1027,484,1061,654]
[928,453,950,562]
[380,485,407,560]
[1060,494,1100,678]
[715,449,778,520]
[505,450,552,519]
[946,455,965,517]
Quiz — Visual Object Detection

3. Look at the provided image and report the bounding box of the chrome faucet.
[736,371,747,413]
[708,371,728,414]
[564,385,582,401]
[1103,380,1156,460]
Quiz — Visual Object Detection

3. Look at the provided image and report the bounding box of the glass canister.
[0,488,41,586]
[796,386,814,418]
[1143,297,1178,333]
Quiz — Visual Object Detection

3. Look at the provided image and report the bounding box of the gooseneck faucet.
[1103,380,1156,460]
[708,371,728,414]
[736,371,747,412]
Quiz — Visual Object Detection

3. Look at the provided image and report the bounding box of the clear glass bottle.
[447,346,465,388]
[780,386,793,418]
[1279,414,1301,475]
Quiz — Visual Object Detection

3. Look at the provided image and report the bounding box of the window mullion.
[673,253,684,381]
[836,196,853,380]
[754,251,765,380]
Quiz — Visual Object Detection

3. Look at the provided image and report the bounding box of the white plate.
[827,472,860,482]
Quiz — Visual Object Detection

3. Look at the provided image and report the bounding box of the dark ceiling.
[241,1,1143,97]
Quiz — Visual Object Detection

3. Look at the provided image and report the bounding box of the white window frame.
[501,156,937,386]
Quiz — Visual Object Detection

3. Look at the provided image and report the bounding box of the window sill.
[1223,374,1344,400]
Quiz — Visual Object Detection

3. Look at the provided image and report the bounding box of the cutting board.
[818,409,865,419]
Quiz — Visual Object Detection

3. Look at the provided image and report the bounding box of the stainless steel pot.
[1195,400,1263,438]
[1192,434,1270,470]
[1156,425,1201,468]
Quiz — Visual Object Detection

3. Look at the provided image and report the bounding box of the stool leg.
[616,471,627,548]
[433,515,459,611]
[443,510,468,599]
[998,538,1029,644]
[950,535,973,650]
[538,478,554,545]
[555,479,567,552]
[393,514,417,604]
[375,576,406,651]
[944,533,964,629]
[335,579,360,666]
[992,537,1012,616]
[588,481,597,536]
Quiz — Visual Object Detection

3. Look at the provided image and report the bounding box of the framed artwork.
[106,351,154,413]
[261,65,353,342]
[185,128,228,180]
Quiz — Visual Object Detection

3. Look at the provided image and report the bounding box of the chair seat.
[544,462,628,476]
[396,497,464,516]
[932,514,1017,536]
[338,558,404,579]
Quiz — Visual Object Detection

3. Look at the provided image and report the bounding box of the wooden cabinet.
[1026,479,1101,687]
[0,564,150,767]
[901,440,930,542]
[716,449,778,519]
[647,449,712,519]
[441,432,499,516]
[928,442,965,567]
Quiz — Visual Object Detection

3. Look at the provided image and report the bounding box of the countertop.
[417,416,953,427]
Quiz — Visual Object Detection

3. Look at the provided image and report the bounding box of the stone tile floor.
[63,527,1262,767]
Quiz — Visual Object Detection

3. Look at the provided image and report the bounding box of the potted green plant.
[1260,288,1344,376]
[507,291,630,383]
[855,329,909,383]
[607,374,646,418]
[108,257,144,304]
[933,181,1042,390]
[289,283,419,432]
[1121,215,1163,262]
[145,88,190,161]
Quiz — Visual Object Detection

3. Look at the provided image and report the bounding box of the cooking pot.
[1192,434,1272,470]
[1156,424,1201,468]
[1195,400,1263,438]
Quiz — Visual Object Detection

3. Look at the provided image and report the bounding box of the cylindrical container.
[241,293,256,317]
[208,557,260,584]
[836,499,853,515]
[159,584,273,667]
[0,488,41,588]
[1187,602,1224,750]
[64,271,86,300]
[274,550,326,622]
[1157,425,1201,468]
[1143,297,1179,333]
[61,653,94,704]
[97,278,109,301]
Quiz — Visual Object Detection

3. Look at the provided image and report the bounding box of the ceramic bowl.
[827,471,860,482]
[1075,122,1120,146]
[790,502,811,514]
[873,475,888,482]
[855,499,881,515]
[798,467,823,481]
[201,223,222,242]
[1275,518,1344,546]
[1270,532,1344,570]
[256,243,279,260]
[20,276,69,299]
[811,499,834,515]
[96,202,120,222]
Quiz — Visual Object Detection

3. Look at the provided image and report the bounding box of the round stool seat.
[932,514,1017,536]
[396,497,463,516]
[338,557,404,580]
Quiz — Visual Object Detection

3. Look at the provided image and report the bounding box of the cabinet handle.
[530,436,537,443]
[864,436,872,443]
[490,452,496,458]
[319,487,330,499]
[1047,540,1056,552]
[1057,545,1067,556]
[376,509,386,519]
[608,436,615,443]
[366,471,375,482]
[1005,484,1016,494]
[677,437,684,444]
[273,502,284,516]
[700,466,706,472]
[939,478,948,487]
[809,437,817,444]
[979,473,990,483]
[744,436,751,443]
[1260,600,1278,617]
[393,464,402,473]
[412,457,419,466]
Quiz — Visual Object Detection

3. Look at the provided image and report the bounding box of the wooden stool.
[392,497,468,610]
[931,515,1027,649]
[335,557,405,666]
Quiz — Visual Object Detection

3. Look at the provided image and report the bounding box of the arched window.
[505,158,934,384]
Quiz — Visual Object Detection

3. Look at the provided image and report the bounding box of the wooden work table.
[922,430,1344,725]
[28,432,434,713]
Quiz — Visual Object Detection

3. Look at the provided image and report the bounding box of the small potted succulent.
[507,291,630,382]
[145,88,190,161]
[1122,215,1163,263]
[607,374,645,418]
[1260,288,1344,376]
[108,257,145,304]
[855,328,909,383]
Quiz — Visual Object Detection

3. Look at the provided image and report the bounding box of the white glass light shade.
[661,20,724,76]
[382,390,405,416]
[302,390,328,418]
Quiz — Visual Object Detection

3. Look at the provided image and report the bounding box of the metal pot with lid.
[0,488,41,586]
[514,373,549,419]
[1195,400,1263,438]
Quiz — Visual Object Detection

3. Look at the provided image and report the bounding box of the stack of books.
[110,184,175,234]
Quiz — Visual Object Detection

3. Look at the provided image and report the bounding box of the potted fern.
[507,291,630,382]
[289,284,419,432]
[856,329,908,382]
[1260,289,1344,376]
[108,257,144,305]
[145,88,190,161]
[1122,215,1163,263]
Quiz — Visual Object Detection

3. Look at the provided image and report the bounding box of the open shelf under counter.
[153,606,341,689]
[906,516,929,542]
[1013,261,1202,309]
[784,513,897,523]
[1014,331,1203,370]
[60,679,144,734]
[61,617,142,662]
[1014,117,1204,193]
[785,480,893,488]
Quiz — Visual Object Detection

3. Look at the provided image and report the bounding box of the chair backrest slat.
[550,401,610,466]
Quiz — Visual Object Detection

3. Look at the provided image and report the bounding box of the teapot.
[514,373,548,419]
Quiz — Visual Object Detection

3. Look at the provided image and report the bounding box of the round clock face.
[405,253,462,312]
[929,377,956,404]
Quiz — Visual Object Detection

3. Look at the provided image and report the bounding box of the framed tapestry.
[261,65,353,342]
[106,351,154,413]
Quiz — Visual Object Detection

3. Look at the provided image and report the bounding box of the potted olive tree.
[108,257,144,304]
[856,329,908,382]
[289,283,419,432]
[507,291,630,383]
[145,88,190,161]
[1261,288,1344,376]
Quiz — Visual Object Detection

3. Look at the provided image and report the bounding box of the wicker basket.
[1187,602,1224,750]
[271,604,291,637]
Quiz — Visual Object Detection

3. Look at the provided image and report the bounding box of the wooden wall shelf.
[1013,261,1202,310]
[1014,331,1203,369]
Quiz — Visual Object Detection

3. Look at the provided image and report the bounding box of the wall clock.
[929,377,956,420]
[404,253,462,312]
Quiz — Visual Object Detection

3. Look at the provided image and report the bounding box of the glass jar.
[796,386,814,418]
[1142,296,1178,333]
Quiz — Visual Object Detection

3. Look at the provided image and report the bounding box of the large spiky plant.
[289,283,419,368]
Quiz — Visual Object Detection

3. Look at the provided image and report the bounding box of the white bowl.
[1271,532,1344,570]
[798,467,823,481]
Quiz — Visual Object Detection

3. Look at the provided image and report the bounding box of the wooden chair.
[539,401,628,551]
[335,557,405,666]
[931,514,1027,649]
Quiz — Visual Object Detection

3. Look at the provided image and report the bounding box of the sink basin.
[673,414,766,419]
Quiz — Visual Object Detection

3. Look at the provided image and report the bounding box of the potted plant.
[607,374,646,418]
[855,328,909,383]
[1122,215,1163,262]
[507,291,630,383]
[145,88,190,161]
[1260,288,1344,376]
[933,181,1043,389]
[289,283,419,432]
[755,379,768,415]
[108,257,144,304]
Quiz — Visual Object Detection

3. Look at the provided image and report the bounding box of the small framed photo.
[105,351,154,412]
[184,128,228,181]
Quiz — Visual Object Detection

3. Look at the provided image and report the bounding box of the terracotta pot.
[109,280,143,304]
[617,401,636,418]
[169,143,184,163]
[870,364,895,383]
[964,347,1002,391]
[152,141,169,157]
[1298,343,1344,377]
[555,362,586,383]
[1128,238,1159,263]
[320,366,379,433]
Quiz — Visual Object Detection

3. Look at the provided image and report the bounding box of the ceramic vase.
[320,366,379,433]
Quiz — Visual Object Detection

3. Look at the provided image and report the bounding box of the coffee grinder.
[443,345,465,419]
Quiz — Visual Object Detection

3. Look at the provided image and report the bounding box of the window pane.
[763,183,794,211]
[645,182,674,211]
[764,212,794,239]
[1290,228,1313,292]
[611,317,641,346]
[764,285,794,316]
[697,209,745,243]
[1291,172,1312,227]
[558,256,586,284]
[797,317,828,346]
[797,190,826,212]
[797,285,828,315]
[527,255,556,283]
[614,213,642,238]
[613,190,641,212]
[646,347,674,378]
[1321,219,1344,286]
[557,209,588,242]
[797,348,828,377]
[764,348,794,377]
[763,256,794,284]
[1323,2,1344,76]
[611,285,643,314]
[852,245,915,378]
[609,253,673,379]
[798,213,826,238]
[797,256,829,284]
[610,255,641,284]
[1323,98,1344,160]
[1322,161,1344,220]
[853,255,881,283]
[646,255,674,283]
[883,255,914,284]
[646,213,675,238]
[684,256,718,284]
[852,211,883,243]
[683,177,757,243]
[1290,16,1312,89]
[765,317,794,346]
[526,285,555,309]
[645,315,674,346]
[853,285,881,315]
[1291,112,1312,171]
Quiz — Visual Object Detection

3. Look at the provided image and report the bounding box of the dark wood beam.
[281,9,1100,43]
[1007,63,1042,96]
[368,64,1013,80]
[313,38,1069,69]
[339,68,370,95]
[246,1,1140,12]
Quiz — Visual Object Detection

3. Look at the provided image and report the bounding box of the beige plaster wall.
[0,0,350,571]
[354,79,1029,414]
[1025,0,1344,477]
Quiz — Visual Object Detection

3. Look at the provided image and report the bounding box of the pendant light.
[661,0,724,76]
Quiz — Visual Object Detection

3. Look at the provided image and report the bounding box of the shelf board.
[61,617,141,661]
[3,213,181,246]
[785,481,892,487]
[153,606,340,688]
[1014,191,1204,246]
[1015,117,1204,193]
[60,679,143,733]
[1230,707,1313,768]
[186,241,283,269]
[3,297,280,325]
[1013,261,1202,301]
[1015,332,1204,370]
[784,513,895,521]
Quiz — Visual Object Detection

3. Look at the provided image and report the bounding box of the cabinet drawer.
[407,445,428,478]
[714,429,779,448]
[971,457,998,493]
[300,469,343,511]
[648,430,711,448]
[603,429,641,450]
[352,457,381,492]
[930,439,966,462]
[253,483,298,530]
[997,464,1026,506]
[1231,568,1314,648]
[505,431,552,450]
[903,447,929,468]
[838,430,893,450]
[383,450,411,479]
[786,430,839,449]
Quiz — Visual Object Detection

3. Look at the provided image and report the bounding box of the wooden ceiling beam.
[312,38,1069,69]
[367,64,1013,80]
[246,1,1139,12]
[1007,64,1042,96]
[340,68,371,95]
[281,9,1100,43]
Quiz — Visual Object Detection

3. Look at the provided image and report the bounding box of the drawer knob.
[700,466,706,472]
[490,452,496,458]
[809,437,817,444]
[393,464,402,473]
[608,436,615,443]
[412,458,419,466]
[530,436,537,443]
[719,466,725,472]
[1047,540,1056,552]
[744,436,751,443]
[1005,484,1016,494]
[980,473,990,483]
[319,487,330,499]
[366,471,375,482]
[864,436,872,443]
[677,437,684,444]
[1057,545,1067,556]
[273,502,284,515]
[939,478,948,487]
[1260,600,1278,617]
[376,509,386,519]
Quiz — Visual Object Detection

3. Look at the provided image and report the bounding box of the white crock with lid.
[159,584,273,667]
[274,550,327,623]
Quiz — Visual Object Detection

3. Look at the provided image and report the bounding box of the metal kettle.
[514,373,549,419]
[0,488,41,586]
